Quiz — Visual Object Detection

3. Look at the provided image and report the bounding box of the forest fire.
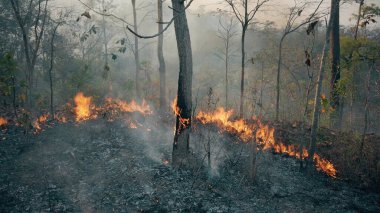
[74,92,94,122]
[0,117,7,126]
[196,108,337,178]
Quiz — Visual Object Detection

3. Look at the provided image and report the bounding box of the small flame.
[74,92,94,122]
[104,98,152,115]
[32,114,49,133]
[171,97,190,128]
[0,117,7,126]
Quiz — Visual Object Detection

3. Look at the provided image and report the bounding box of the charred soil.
[0,118,379,212]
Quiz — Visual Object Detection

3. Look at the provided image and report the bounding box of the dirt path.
[0,119,379,212]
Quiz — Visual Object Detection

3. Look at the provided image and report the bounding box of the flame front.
[195,108,337,178]
[0,117,7,126]
[74,92,93,122]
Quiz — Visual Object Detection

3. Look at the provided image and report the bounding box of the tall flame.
[0,117,7,126]
[196,108,337,178]
[74,92,93,122]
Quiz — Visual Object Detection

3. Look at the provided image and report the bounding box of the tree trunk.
[307,17,333,170]
[132,0,141,99]
[225,39,229,108]
[360,62,373,155]
[275,36,285,121]
[158,0,166,113]
[329,0,341,129]
[49,24,59,119]
[172,0,193,168]
[240,27,247,118]
[354,0,364,39]
[102,0,111,93]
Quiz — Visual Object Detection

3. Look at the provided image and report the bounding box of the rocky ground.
[0,118,379,212]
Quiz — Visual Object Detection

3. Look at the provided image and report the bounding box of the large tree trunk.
[132,0,141,98]
[239,27,247,118]
[275,36,285,121]
[172,0,193,168]
[329,0,341,129]
[307,16,334,170]
[158,0,166,113]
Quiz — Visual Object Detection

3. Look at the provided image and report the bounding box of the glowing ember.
[196,107,337,178]
[74,92,94,122]
[0,117,7,126]
[32,114,49,133]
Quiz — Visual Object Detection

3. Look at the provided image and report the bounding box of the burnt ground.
[0,118,379,212]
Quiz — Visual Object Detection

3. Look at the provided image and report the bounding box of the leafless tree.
[9,0,49,109]
[158,0,167,114]
[275,0,324,121]
[224,0,269,118]
[216,16,238,108]
[307,4,337,170]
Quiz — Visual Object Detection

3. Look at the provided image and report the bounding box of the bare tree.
[275,0,324,121]
[225,0,269,118]
[48,21,63,119]
[307,3,337,170]
[132,0,141,98]
[216,16,238,108]
[127,0,195,167]
[171,0,193,167]
[9,0,49,109]
[329,0,341,128]
[354,0,364,39]
[158,0,167,113]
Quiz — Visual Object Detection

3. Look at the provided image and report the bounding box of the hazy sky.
[59,0,380,28]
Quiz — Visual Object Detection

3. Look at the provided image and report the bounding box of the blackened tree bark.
[132,0,141,98]
[158,0,167,113]
[329,0,341,128]
[172,0,193,167]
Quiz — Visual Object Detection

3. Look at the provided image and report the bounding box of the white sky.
[58,0,380,28]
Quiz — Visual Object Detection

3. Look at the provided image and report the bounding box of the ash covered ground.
[0,117,379,212]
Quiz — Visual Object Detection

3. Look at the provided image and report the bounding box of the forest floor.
[0,117,379,212]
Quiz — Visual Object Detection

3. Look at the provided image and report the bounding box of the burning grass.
[195,108,337,178]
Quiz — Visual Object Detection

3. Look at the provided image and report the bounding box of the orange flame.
[171,98,190,128]
[32,114,49,133]
[0,117,7,126]
[104,98,152,115]
[196,107,337,178]
[74,92,94,122]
